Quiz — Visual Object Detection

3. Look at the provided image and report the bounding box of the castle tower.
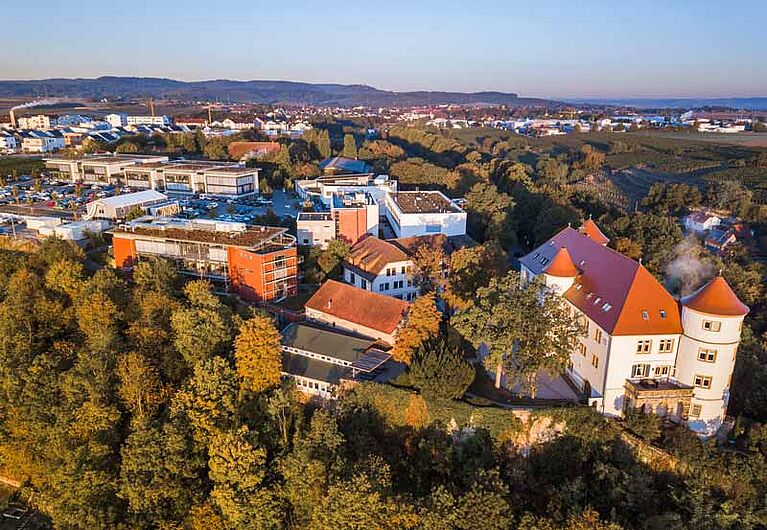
[676,276,749,436]
[542,247,579,295]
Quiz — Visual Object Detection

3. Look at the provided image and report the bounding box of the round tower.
[542,247,579,295]
[676,276,748,436]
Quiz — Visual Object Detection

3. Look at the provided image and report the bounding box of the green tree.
[464,182,515,244]
[171,280,232,368]
[342,133,358,159]
[451,272,581,395]
[409,336,474,401]
[317,238,351,279]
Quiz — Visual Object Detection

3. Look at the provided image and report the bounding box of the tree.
[410,240,446,293]
[172,356,239,442]
[208,426,283,530]
[705,180,752,216]
[624,408,662,441]
[342,134,358,159]
[464,182,515,244]
[317,129,331,159]
[451,272,581,395]
[234,313,282,394]
[409,336,474,401]
[443,242,506,310]
[316,239,351,279]
[116,351,166,425]
[393,292,441,364]
[171,280,232,368]
[641,182,701,215]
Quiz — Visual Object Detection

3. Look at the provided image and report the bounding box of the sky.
[2,0,765,99]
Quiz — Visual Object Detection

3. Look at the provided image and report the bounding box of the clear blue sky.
[4,0,765,98]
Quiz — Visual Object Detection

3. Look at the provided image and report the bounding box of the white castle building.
[520,220,749,436]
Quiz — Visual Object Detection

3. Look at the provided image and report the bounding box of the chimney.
[9,109,15,128]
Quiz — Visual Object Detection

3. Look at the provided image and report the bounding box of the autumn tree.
[234,313,282,394]
[117,351,166,425]
[342,133,358,159]
[443,242,506,310]
[464,182,515,245]
[316,238,351,279]
[451,272,581,396]
[208,426,283,530]
[393,292,441,364]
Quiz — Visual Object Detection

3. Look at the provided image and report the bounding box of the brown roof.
[228,141,281,160]
[580,219,610,245]
[681,276,749,316]
[113,223,289,251]
[544,247,579,277]
[345,236,409,277]
[305,280,409,335]
[520,227,682,336]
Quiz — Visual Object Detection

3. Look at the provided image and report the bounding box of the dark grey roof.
[282,352,350,385]
[280,322,375,363]
[319,156,370,174]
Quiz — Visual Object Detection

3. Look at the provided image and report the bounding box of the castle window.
[659,339,674,353]
[594,329,602,343]
[694,375,713,389]
[702,320,721,332]
[697,348,717,363]
[690,403,702,417]
[578,343,587,356]
[636,340,652,354]
[591,354,599,368]
[631,364,650,378]
[654,365,671,378]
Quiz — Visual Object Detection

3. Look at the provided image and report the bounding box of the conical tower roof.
[681,276,749,316]
[544,247,579,277]
[580,219,610,245]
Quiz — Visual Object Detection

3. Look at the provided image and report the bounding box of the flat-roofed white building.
[295,173,397,210]
[84,190,178,220]
[384,190,466,238]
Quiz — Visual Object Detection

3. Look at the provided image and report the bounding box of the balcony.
[624,378,693,421]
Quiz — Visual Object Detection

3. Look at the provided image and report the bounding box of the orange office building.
[112,217,298,302]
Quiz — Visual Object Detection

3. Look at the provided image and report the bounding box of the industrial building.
[84,190,179,221]
[111,217,298,302]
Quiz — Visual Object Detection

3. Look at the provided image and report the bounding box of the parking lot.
[0,167,301,225]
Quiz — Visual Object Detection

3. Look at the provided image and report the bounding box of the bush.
[624,408,662,441]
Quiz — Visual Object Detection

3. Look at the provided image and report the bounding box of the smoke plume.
[664,237,715,297]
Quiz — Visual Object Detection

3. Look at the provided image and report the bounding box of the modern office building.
[296,191,379,248]
[384,191,467,238]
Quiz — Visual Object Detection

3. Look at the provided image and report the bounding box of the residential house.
[304,279,409,345]
[683,211,721,234]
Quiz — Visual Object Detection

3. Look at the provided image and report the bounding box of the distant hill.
[566,97,767,111]
[0,76,560,108]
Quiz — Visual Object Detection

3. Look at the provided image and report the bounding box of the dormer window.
[575,284,583,291]
[659,310,667,319]
[585,292,593,300]
[641,310,649,321]
[532,252,539,259]
[540,258,549,265]
[602,303,612,312]
[594,297,601,305]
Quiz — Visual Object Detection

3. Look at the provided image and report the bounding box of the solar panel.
[351,348,391,372]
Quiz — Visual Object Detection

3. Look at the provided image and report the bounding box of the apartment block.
[112,217,298,302]
[297,191,378,248]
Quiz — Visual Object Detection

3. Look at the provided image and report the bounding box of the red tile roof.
[544,247,579,277]
[681,276,749,317]
[305,280,409,335]
[580,219,610,245]
[520,227,682,336]
[345,236,410,277]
